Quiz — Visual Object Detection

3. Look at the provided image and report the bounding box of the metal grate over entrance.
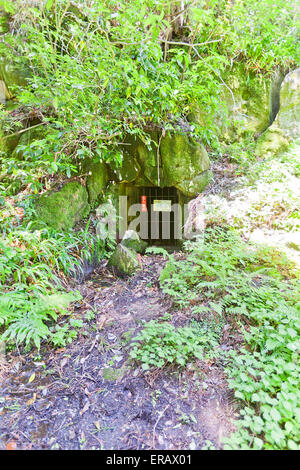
[137,186,179,246]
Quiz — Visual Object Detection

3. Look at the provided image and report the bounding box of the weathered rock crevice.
[256,68,300,157]
[269,71,286,126]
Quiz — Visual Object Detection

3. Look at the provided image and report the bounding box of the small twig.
[161,38,222,47]
[1,122,47,141]
[87,430,103,448]
[152,404,169,447]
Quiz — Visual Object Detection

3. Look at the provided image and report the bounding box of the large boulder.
[178,171,212,198]
[35,182,90,230]
[275,68,300,139]
[255,127,289,158]
[183,194,206,240]
[220,64,272,138]
[119,132,159,185]
[113,148,142,183]
[109,244,140,275]
[160,133,211,196]
[116,132,211,196]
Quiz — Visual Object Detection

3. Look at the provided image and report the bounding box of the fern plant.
[158,227,300,450]
[0,290,81,349]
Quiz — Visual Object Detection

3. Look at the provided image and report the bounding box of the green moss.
[109,244,139,275]
[256,127,289,158]
[217,63,272,141]
[116,151,141,183]
[0,58,30,101]
[35,182,90,230]
[178,170,213,197]
[276,69,300,139]
[121,230,147,254]
[161,133,210,194]
[85,161,108,203]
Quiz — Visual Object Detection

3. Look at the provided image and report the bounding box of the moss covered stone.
[121,230,147,254]
[256,127,289,158]
[85,160,108,203]
[0,58,29,105]
[216,64,273,141]
[160,133,211,195]
[256,69,300,157]
[114,150,141,183]
[107,131,211,197]
[121,132,160,186]
[109,243,140,275]
[35,182,90,230]
[178,170,213,197]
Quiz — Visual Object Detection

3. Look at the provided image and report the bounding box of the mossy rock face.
[35,182,90,230]
[276,68,300,139]
[212,63,273,141]
[109,244,140,275]
[256,69,300,157]
[85,160,108,203]
[114,150,141,183]
[256,127,289,158]
[120,132,160,186]
[109,132,211,196]
[160,133,211,195]
[178,170,213,197]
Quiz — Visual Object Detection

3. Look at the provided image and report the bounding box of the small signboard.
[141,195,147,212]
[153,200,172,212]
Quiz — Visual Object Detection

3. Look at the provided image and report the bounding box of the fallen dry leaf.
[26,393,37,406]
[28,372,35,383]
[97,315,107,330]
[80,402,90,416]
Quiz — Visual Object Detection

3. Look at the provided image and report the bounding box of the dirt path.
[0,256,236,450]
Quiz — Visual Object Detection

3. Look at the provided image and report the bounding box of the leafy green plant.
[158,227,300,449]
[0,218,108,349]
[0,291,81,349]
[1,0,297,192]
[129,319,220,370]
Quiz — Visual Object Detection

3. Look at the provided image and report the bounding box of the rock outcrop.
[84,160,108,203]
[118,132,211,197]
[256,68,300,157]
[35,182,90,230]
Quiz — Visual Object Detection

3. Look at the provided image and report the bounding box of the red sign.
[141,195,147,212]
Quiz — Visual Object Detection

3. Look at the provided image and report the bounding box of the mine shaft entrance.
[136,186,180,247]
